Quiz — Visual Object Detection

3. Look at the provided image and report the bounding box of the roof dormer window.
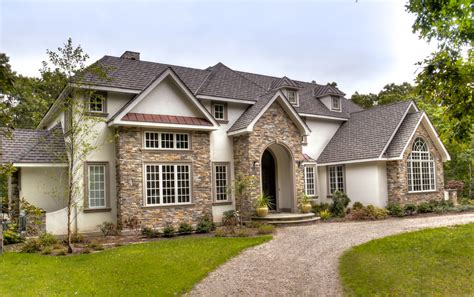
[287,89,298,106]
[331,96,341,111]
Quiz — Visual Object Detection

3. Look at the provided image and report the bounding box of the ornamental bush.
[330,191,351,218]
[178,222,193,235]
[196,216,216,233]
[387,203,404,217]
[162,224,175,238]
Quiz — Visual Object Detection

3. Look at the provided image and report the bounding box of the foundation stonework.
[116,127,212,229]
[386,123,444,205]
[233,101,305,219]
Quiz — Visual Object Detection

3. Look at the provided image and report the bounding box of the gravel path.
[190,213,474,297]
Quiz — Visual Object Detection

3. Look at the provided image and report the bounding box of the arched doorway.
[260,143,294,212]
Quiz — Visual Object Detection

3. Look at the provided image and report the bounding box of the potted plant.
[299,194,313,213]
[254,193,273,217]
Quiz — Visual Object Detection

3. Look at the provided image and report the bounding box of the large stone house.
[0,51,450,234]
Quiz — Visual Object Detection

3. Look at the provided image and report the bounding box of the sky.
[0,0,436,96]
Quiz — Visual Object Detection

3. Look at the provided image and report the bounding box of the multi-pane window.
[144,132,190,150]
[331,96,340,111]
[88,164,106,208]
[88,92,106,113]
[407,137,435,192]
[304,166,316,197]
[287,90,297,104]
[328,165,344,194]
[145,164,191,206]
[214,164,229,201]
[213,104,225,120]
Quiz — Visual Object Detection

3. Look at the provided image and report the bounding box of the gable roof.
[108,67,218,129]
[228,90,311,136]
[317,101,415,165]
[0,125,66,165]
[270,76,303,90]
[385,111,423,158]
[77,55,360,121]
[313,84,346,98]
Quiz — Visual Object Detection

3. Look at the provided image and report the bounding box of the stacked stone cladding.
[233,101,305,219]
[116,127,212,229]
[386,123,444,205]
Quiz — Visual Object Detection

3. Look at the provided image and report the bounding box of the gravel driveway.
[190,213,474,297]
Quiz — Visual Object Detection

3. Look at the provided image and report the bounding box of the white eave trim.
[69,83,141,94]
[13,163,68,168]
[317,158,386,166]
[379,101,418,159]
[110,120,217,131]
[110,68,219,128]
[227,128,248,136]
[196,95,256,105]
[299,113,348,121]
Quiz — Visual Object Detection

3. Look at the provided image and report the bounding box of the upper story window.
[212,103,226,121]
[407,137,435,192]
[144,132,190,150]
[287,89,298,105]
[331,96,341,111]
[88,91,107,114]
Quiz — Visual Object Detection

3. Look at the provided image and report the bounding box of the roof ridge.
[350,100,413,115]
[194,63,222,95]
[217,62,267,92]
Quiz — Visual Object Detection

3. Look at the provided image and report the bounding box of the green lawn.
[0,236,271,296]
[340,223,474,296]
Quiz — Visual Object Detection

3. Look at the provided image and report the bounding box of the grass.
[0,236,271,296]
[339,223,474,296]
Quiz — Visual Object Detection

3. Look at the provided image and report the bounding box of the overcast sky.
[1,0,435,96]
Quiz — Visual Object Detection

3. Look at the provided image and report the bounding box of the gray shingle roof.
[313,84,346,98]
[385,111,423,158]
[228,91,276,132]
[317,101,414,164]
[270,76,303,90]
[80,55,360,120]
[0,125,66,164]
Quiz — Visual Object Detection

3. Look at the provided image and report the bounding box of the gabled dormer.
[270,76,303,106]
[313,84,346,112]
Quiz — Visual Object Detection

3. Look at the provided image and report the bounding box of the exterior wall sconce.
[296,160,303,168]
[253,161,260,170]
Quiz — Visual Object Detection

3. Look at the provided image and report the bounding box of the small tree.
[227,174,257,226]
[42,38,110,253]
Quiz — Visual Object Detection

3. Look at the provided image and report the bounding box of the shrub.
[123,216,141,233]
[55,249,67,256]
[88,242,104,251]
[351,205,388,220]
[81,248,91,254]
[222,210,240,228]
[403,204,417,216]
[433,206,447,214]
[312,203,330,214]
[235,228,252,237]
[141,227,160,238]
[330,191,351,217]
[387,203,405,217]
[41,246,52,255]
[319,209,331,220]
[446,180,464,192]
[162,224,175,238]
[352,202,364,210]
[214,228,227,237]
[3,225,23,245]
[245,221,263,228]
[416,202,432,213]
[98,222,121,236]
[196,216,216,233]
[20,238,43,253]
[178,222,193,234]
[257,224,275,235]
[38,232,58,246]
[70,232,88,244]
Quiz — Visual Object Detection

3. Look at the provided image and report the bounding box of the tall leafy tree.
[350,82,414,108]
[406,0,473,142]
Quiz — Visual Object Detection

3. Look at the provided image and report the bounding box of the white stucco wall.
[303,118,342,159]
[131,77,201,117]
[318,161,388,208]
[20,167,68,212]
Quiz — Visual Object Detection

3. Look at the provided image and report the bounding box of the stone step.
[264,217,321,225]
[252,212,316,221]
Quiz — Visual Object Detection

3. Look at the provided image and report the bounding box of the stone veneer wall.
[387,123,444,205]
[233,101,305,219]
[116,127,212,229]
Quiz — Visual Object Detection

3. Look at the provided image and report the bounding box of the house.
[0,51,450,234]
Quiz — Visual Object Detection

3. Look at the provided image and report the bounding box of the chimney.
[120,51,140,61]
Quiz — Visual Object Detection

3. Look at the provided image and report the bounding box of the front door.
[261,149,277,210]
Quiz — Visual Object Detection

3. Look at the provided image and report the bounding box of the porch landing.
[251,212,320,225]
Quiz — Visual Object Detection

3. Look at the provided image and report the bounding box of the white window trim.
[143,163,193,206]
[407,138,436,193]
[304,166,317,197]
[212,103,226,120]
[143,131,190,150]
[331,96,341,111]
[86,163,108,209]
[212,162,231,202]
[328,165,345,194]
[87,92,106,114]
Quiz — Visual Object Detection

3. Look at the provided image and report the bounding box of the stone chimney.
[120,51,140,61]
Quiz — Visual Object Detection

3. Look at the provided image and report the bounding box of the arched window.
[407,137,435,192]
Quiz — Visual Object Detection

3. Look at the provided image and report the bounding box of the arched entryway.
[260,143,294,212]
